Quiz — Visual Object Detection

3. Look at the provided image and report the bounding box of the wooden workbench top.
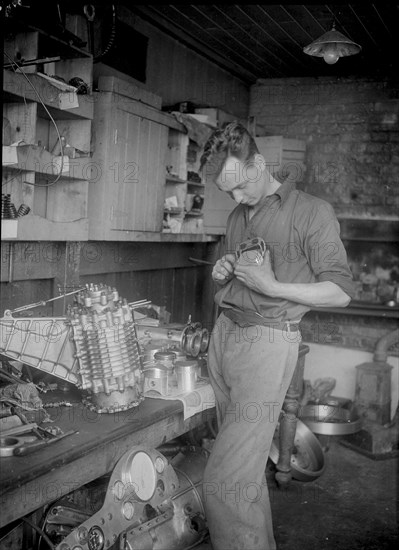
[0,391,214,528]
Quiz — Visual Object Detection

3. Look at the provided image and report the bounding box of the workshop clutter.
[137,319,210,398]
[43,445,209,550]
[1,194,30,219]
[0,283,210,414]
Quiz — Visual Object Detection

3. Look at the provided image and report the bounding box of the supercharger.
[52,446,209,550]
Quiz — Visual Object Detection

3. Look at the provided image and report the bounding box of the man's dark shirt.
[215,180,355,325]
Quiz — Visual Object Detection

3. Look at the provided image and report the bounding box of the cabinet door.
[110,107,168,232]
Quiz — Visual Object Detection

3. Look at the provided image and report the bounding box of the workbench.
[0,393,215,529]
[0,344,309,530]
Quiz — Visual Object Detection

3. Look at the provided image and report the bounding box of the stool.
[275,343,310,487]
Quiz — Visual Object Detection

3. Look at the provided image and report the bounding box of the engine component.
[0,312,80,384]
[299,404,362,435]
[137,320,209,358]
[0,286,208,413]
[269,419,325,482]
[53,446,209,550]
[0,284,144,413]
[235,236,266,262]
[143,364,169,396]
[68,284,143,413]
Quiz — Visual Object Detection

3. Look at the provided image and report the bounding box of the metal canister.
[154,351,176,372]
[143,364,169,396]
[168,347,187,361]
[143,344,165,364]
[175,360,198,393]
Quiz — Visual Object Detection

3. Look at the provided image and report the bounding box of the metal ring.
[299,405,362,435]
[200,329,210,353]
[0,436,23,457]
[269,420,325,482]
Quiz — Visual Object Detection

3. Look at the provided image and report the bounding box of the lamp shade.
[303,26,361,64]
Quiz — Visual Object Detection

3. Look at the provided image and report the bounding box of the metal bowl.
[299,404,362,435]
[269,419,325,482]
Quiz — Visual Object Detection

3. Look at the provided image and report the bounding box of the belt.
[222,309,301,332]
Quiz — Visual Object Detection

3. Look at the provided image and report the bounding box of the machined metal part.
[299,404,362,435]
[137,320,210,358]
[0,436,24,457]
[142,365,169,396]
[0,313,80,384]
[67,284,144,412]
[0,283,145,414]
[235,236,266,262]
[54,446,209,550]
[269,419,325,482]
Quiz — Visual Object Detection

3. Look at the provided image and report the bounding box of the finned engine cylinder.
[68,284,143,413]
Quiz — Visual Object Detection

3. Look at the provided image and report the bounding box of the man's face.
[214,155,267,206]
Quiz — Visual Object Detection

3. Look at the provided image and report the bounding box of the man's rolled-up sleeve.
[302,204,356,300]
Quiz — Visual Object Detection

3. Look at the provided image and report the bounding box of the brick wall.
[250,76,399,356]
[250,76,399,217]
[300,311,399,357]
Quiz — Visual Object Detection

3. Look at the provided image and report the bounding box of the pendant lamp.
[303,23,361,65]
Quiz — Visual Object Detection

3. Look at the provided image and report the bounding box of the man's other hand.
[234,249,277,295]
[212,254,236,284]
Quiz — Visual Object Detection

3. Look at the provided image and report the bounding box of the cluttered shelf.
[3,69,94,120]
[3,145,92,181]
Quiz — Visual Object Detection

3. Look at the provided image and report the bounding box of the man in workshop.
[199,122,354,550]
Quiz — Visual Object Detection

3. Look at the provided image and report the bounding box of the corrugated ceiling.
[131,4,398,83]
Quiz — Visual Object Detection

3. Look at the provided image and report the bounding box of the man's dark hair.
[200,122,259,177]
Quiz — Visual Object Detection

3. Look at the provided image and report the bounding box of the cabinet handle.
[114,129,118,144]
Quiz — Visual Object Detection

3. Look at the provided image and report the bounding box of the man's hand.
[212,254,236,284]
[234,249,277,295]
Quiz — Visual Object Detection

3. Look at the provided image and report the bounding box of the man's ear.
[253,153,267,172]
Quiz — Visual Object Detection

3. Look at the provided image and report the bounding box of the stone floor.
[195,438,398,550]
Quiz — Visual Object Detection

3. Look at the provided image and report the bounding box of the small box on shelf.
[1,219,18,239]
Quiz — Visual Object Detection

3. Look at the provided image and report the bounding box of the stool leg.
[275,353,306,487]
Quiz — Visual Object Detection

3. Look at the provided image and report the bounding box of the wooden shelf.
[5,18,92,59]
[311,303,399,319]
[106,230,219,242]
[187,181,205,188]
[185,210,203,217]
[3,145,91,182]
[164,207,185,215]
[166,176,187,184]
[1,214,88,241]
[3,69,93,120]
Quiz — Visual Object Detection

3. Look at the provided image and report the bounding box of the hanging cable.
[93,4,117,63]
[3,51,65,187]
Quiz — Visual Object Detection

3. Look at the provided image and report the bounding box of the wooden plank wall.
[1,6,248,340]
[93,8,250,120]
[1,241,219,329]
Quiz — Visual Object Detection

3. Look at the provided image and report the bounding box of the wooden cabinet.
[88,81,185,240]
[2,30,93,241]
